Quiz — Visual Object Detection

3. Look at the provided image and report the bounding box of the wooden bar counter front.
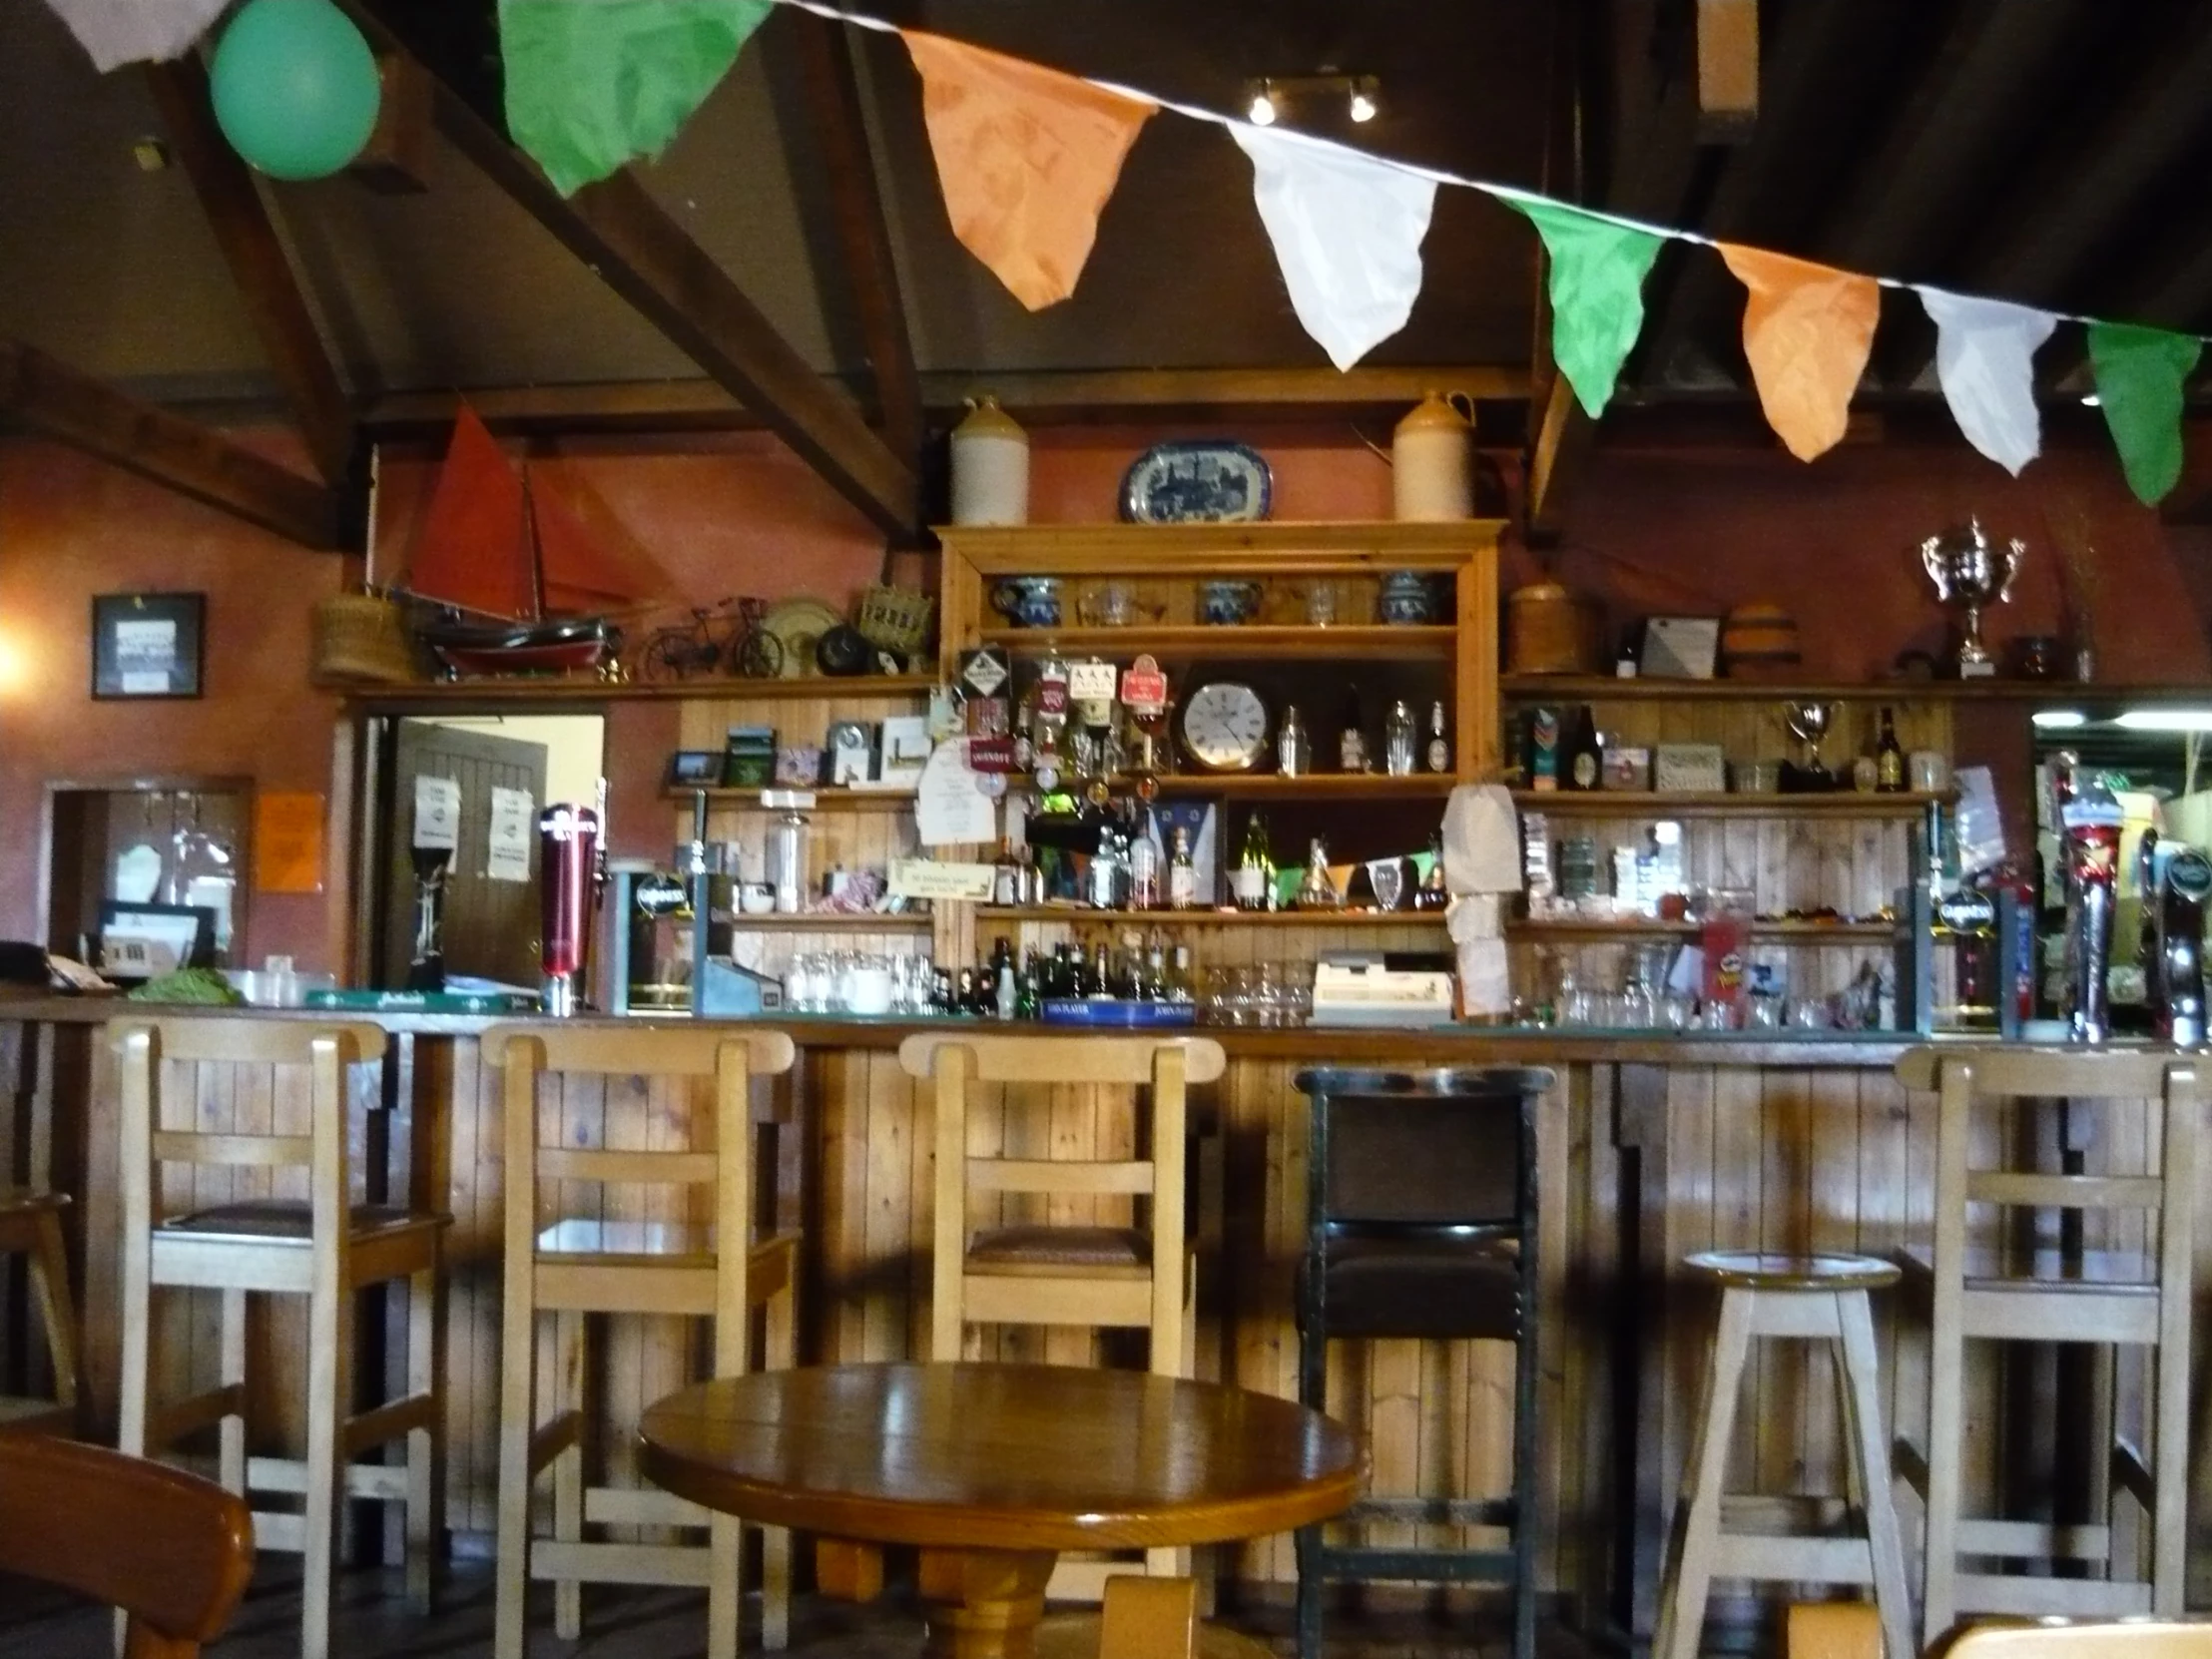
[8,999,2204,1635]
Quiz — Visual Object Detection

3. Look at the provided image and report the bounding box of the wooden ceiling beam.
[142,58,357,489]
[338,0,918,539]
[0,340,339,548]
[790,19,925,465]
[356,365,1531,437]
[1695,0,1759,143]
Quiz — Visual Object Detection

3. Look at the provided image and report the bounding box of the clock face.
[1180,682,1270,772]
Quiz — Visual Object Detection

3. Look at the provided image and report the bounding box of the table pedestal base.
[919,1547,1056,1659]
[1035,1610,1273,1659]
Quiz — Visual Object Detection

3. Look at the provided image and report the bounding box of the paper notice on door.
[486,787,534,882]
[413,776,460,851]
[913,741,996,847]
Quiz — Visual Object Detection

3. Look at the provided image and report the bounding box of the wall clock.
[1178,681,1271,773]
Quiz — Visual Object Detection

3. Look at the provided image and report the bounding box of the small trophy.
[1920,519,2023,679]
[1781,700,1836,792]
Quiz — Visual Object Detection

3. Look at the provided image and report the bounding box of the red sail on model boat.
[407,404,667,677]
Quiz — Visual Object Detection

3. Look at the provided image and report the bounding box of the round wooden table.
[638,1362,1365,1659]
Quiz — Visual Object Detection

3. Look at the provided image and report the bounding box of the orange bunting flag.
[903,30,1154,310]
[1716,244,1881,462]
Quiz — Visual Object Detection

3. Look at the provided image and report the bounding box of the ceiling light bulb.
[2031,709,2089,729]
[1247,87,1278,126]
[2115,709,2212,732]
[1348,87,1378,123]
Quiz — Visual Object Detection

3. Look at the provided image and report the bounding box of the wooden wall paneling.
[817,1049,868,1364]
[0,1025,18,1397]
[1529,1064,1577,1590]
[1614,1061,1673,1638]
[1563,1061,1623,1625]
[1708,1066,1763,1563]
[869,1049,916,1364]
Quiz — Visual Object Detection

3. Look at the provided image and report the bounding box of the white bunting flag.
[40,0,230,71]
[1231,123,1436,371]
[1917,285,2058,476]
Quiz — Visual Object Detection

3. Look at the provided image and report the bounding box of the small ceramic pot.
[740,882,776,914]
[1377,570,1437,625]
[990,576,1061,629]
[1199,579,1262,625]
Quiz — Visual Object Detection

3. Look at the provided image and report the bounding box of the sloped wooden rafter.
[143,57,357,489]
[0,340,340,548]
[338,0,918,538]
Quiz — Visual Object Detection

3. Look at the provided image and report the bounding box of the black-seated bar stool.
[1292,1065,1553,1659]
[1652,1251,1913,1659]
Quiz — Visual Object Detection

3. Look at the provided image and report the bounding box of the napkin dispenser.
[1310,950,1455,1028]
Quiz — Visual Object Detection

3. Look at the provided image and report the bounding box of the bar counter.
[6,994,2202,1632]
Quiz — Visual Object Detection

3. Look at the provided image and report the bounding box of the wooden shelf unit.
[344,673,933,709]
[663,788,919,813]
[1497,675,2210,704]
[1017,772,1456,800]
[728,912,932,931]
[978,625,1454,661]
[1508,918,1895,943]
[975,906,1445,928]
[1510,790,1943,818]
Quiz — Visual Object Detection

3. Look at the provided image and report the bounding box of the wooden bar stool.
[0,1187,80,1434]
[1652,1251,1913,1659]
[898,1031,1226,1599]
[112,1016,448,1659]
[1894,1048,2198,1643]
[485,1024,800,1659]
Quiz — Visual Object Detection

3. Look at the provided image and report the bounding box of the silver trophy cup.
[1920,519,2023,678]
[1782,699,1836,780]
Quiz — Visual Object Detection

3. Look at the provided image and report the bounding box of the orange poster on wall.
[254,792,325,894]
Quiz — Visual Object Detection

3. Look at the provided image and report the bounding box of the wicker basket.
[854,584,934,658]
[311,588,418,685]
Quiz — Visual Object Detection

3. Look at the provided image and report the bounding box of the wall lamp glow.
[2114,709,2212,732]
[2030,709,2089,729]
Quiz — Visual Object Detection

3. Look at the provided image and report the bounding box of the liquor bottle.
[1128,807,1163,910]
[992,837,1022,906]
[991,937,1018,1020]
[1383,700,1417,777]
[1876,706,1907,793]
[1296,836,1341,910]
[1167,825,1198,909]
[1563,705,1602,791]
[1413,830,1450,911]
[1234,812,1275,910]
[1425,700,1450,773]
[1144,933,1169,1003]
[1527,705,1561,792]
[1339,688,1369,774]
[1089,940,1116,1000]
[955,966,980,1014]
[1015,948,1041,1019]
[1277,704,1311,777]
[1167,943,1197,1006]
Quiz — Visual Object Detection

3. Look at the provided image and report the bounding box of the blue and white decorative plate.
[1119,441,1273,524]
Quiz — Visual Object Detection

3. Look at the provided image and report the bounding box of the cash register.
[1309,949,1456,1028]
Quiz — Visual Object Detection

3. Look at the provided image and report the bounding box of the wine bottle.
[1383,700,1416,777]
[1413,829,1449,911]
[1425,700,1450,773]
[1234,812,1274,911]
[1876,706,1906,793]
[1167,825,1198,909]
[1339,688,1369,774]
[1128,807,1163,910]
[1296,836,1340,910]
[1564,705,1602,791]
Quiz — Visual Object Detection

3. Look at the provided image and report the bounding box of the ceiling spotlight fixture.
[2030,709,2089,730]
[1348,79,1380,124]
[1241,74,1376,130]
[1247,82,1279,127]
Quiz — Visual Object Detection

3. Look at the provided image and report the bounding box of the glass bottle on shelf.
[1016,949,1041,1019]
[1167,825,1198,909]
[1234,812,1275,911]
[1564,705,1602,791]
[1425,700,1450,773]
[1876,706,1907,793]
[1383,700,1417,777]
[1296,836,1341,910]
[992,837,1023,906]
[1413,829,1450,911]
[1128,806,1163,910]
[1089,940,1116,999]
[1278,704,1311,777]
[1168,943,1197,1006]
[1338,688,1369,774]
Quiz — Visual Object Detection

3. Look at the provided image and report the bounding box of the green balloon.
[211,0,382,182]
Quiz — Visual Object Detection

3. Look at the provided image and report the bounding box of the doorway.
[373,714,605,991]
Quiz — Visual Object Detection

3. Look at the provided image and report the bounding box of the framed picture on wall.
[91,592,205,700]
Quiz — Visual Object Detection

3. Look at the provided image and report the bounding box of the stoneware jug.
[1392,390,1474,520]
[950,394,1029,525]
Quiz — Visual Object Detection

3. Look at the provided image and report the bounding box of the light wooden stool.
[0,1188,79,1434]
[112,1017,448,1659]
[1895,1049,2199,1644]
[486,1025,800,1659]
[898,1032,1226,1600]
[1653,1251,1913,1659]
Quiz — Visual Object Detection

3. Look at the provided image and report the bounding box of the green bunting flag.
[2087,320,2201,506]
[500,0,774,196]
[1505,199,1665,418]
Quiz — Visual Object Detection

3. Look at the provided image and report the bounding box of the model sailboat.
[407,404,666,677]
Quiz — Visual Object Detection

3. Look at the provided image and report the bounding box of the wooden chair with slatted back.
[0,1186,80,1434]
[111,1016,449,1659]
[1895,1047,2200,1646]
[0,1431,256,1658]
[485,1024,800,1659]
[897,1031,1227,1596]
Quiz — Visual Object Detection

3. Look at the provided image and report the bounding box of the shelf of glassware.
[976,625,1455,662]
[974,905,1445,928]
[1507,918,1895,944]
[1508,790,1945,819]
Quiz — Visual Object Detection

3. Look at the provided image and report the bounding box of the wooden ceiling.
[0,0,2207,545]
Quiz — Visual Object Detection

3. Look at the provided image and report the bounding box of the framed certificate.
[92,592,204,700]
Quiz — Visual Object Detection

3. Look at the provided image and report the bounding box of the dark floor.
[0,1562,1598,1659]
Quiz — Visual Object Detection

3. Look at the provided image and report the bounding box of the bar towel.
[1441,784,1520,893]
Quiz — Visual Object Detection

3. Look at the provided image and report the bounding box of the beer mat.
[304,988,540,1013]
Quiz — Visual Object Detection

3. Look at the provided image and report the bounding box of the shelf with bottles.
[726,911,933,931]
[663,787,920,814]
[976,905,1445,928]
[1507,917,1895,943]
[975,624,1456,662]
[350,672,935,708]
[1502,675,1986,704]
[1510,789,1945,819]
[1015,772,1457,800]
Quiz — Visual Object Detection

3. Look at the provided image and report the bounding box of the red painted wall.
[2,418,2207,975]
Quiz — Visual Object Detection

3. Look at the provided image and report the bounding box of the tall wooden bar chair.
[1894,1048,2199,1644]
[0,1187,80,1433]
[897,1031,1226,1596]
[111,1016,448,1659]
[486,1024,800,1659]
[1652,1252,1914,1659]
[0,1431,256,1658]
[1290,1066,1552,1659]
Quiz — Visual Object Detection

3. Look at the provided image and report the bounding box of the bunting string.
[41,0,2210,503]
